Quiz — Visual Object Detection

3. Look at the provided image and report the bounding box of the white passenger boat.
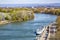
[35,26,45,35]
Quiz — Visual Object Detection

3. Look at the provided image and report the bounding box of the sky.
[0,0,60,4]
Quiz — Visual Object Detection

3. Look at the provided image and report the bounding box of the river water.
[0,13,57,40]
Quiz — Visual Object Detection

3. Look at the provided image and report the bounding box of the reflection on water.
[0,13,57,40]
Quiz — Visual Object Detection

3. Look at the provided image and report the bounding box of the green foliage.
[0,8,34,22]
[5,17,9,20]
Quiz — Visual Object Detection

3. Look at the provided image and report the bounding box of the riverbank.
[0,20,9,25]
[0,18,34,25]
[0,20,18,25]
[55,16,60,40]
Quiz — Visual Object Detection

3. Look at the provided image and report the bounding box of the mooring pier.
[36,22,57,40]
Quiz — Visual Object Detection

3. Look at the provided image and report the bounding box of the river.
[0,13,57,40]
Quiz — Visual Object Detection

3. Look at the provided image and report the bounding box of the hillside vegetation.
[44,8,60,15]
[0,8,34,23]
[32,8,60,15]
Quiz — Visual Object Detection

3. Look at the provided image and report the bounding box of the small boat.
[35,27,45,35]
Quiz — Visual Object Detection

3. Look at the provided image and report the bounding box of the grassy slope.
[50,16,60,40]
[55,16,60,40]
